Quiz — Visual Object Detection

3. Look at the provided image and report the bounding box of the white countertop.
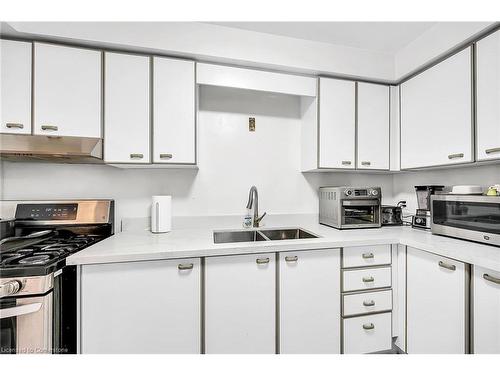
[66,215,500,272]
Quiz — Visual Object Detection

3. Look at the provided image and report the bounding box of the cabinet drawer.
[343,245,391,268]
[343,312,392,354]
[343,290,392,317]
[342,267,391,292]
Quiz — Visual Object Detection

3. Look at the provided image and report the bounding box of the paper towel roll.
[151,195,172,233]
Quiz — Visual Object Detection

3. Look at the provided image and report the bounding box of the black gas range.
[0,200,114,354]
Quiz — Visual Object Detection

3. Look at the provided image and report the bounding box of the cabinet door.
[400,48,472,169]
[319,78,356,169]
[34,43,101,138]
[1,40,31,134]
[205,253,275,353]
[81,258,200,354]
[104,52,150,163]
[406,247,467,353]
[473,266,500,353]
[476,31,500,161]
[279,249,340,354]
[153,57,195,164]
[357,83,390,170]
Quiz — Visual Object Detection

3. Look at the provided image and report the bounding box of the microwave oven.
[431,194,500,247]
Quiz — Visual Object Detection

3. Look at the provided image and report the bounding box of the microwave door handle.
[0,302,42,319]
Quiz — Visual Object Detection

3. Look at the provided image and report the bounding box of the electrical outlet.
[249,117,255,132]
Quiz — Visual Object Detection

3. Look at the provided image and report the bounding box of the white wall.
[0,86,394,225]
[392,164,500,214]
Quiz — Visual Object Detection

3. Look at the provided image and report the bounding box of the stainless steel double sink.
[213,228,319,244]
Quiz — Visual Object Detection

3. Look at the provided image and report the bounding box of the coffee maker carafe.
[412,185,444,229]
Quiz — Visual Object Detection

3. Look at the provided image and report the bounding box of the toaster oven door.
[341,200,380,227]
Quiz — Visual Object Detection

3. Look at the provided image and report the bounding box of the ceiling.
[206,22,438,54]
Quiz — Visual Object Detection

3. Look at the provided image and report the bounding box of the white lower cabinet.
[406,247,468,354]
[473,266,500,353]
[279,249,341,354]
[205,253,276,354]
[343,312,392,354]
[81,258,200,354]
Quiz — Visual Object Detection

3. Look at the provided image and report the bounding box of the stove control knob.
[344,189,352,196]
[371,189,379,196]
[0,280,23,298]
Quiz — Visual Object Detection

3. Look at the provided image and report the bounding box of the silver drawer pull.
[363,300,376,307]
[362,276,374,283]
[483,274,500,285]
[285,255,298,262]
[256,257,270,265]
[341,161,352,166]
[361,161,371,166]
[362,252,374,259]
[485,147,500,155]
[160,153,173,159]
[438,261,456,271]
[178,263,194,270]
[363,323,375,330]
[6,123,24,129]
[130,153,144,159]
[41,125,58,131]
[448,153,464,159]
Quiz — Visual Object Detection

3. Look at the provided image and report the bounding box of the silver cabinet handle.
[341,161,352,166]
[130,153,144,159]
[363,300,376,307]
[362,252,374,259]
[438,261,456,271]
[363,323,375,330]
[41,125,58,131]
[362,276,374,282]
[361,161,371,166]
[5,123,24,129]
[448,153,464,159]
[285,255,298,262]
[160,153,173,160]
[483,274,500,285]
[178,263,194,270]
[485,147,500,155]
[256,257,270,264]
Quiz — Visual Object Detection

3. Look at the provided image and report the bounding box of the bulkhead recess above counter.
[2,27,500,172]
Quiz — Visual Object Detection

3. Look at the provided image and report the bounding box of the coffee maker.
[412,185,445,229]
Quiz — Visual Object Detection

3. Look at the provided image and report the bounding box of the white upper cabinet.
[104,52,150,164]
[476,30,500,161]
[473,266,500,354]
[1,40,32,134]
[400,47,473,169]
[318,77,356,169]
[406,247,468,354]
[357,82,390,170]
[280,249,341,354]
[153,57,195,164]
[34,43,101,138]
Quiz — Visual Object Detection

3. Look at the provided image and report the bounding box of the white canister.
[151,195,172,233]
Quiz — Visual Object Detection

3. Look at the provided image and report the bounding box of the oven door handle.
[342,200,379,207]
[0,302,42,319]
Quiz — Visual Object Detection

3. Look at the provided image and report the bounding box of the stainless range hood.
[0,134,103,163]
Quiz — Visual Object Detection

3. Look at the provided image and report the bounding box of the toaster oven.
[319,187,382,229]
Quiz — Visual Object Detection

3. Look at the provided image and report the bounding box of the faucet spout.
[246,186,265,227]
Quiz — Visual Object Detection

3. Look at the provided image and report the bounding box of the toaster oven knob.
[344,189,352,196]
[371,189,379,196]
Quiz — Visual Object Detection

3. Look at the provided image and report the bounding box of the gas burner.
[18,254,53,265]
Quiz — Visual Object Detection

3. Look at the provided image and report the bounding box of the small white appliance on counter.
[151,196,172,233]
